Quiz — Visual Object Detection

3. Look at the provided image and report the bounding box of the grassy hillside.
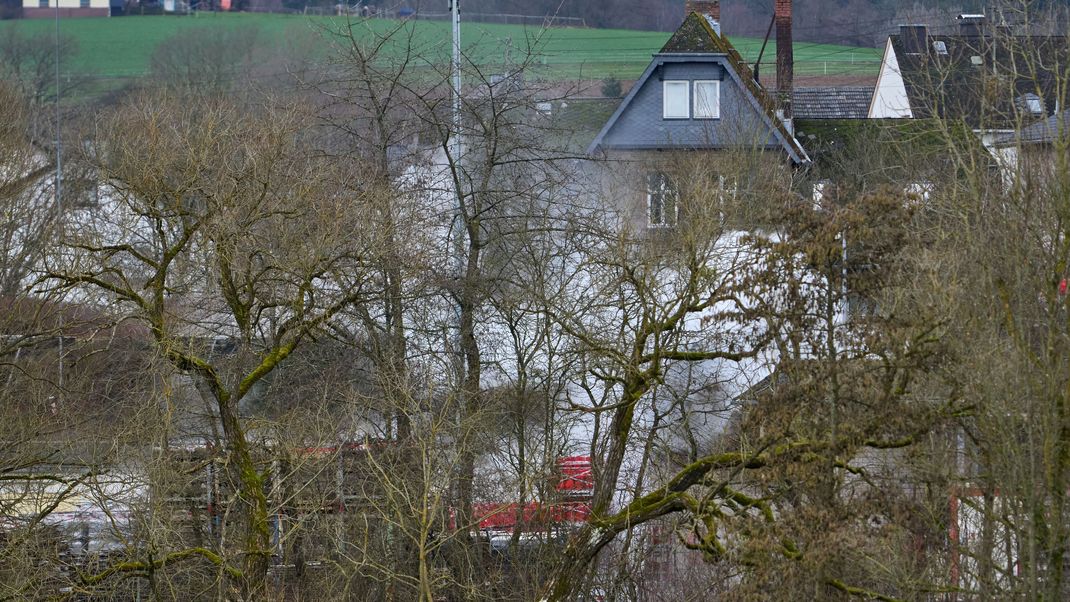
[3,13,880,85]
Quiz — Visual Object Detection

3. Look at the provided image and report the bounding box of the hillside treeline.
[427,0,1067,44]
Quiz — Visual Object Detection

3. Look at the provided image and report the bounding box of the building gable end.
[869,38,913,119]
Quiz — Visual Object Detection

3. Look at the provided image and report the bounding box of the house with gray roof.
[869,14,1068,156]
[586,1,809,230]
[870,15,1068,124]
[863,11,1070,189]
[583,1,901,232]
[993,109,1069,188]
[587,10,806,163]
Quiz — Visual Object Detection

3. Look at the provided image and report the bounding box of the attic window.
[694,81,721,119]
[663,81,690,119]
[933,41,948,55]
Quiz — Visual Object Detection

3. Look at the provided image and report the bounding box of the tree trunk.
[216,394,271,597]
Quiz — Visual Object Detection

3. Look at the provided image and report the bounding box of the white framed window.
[663,81,690,119]
[694,80,720,119]
[647,173,678,227]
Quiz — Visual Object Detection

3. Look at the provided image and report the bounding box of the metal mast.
[54,0,64,395]
[450,0,461,159]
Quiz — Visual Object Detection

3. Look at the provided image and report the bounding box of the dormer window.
[694,80,721,119]
[663,81,690,119]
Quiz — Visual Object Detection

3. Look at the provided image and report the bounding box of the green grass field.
[3,13,880,85]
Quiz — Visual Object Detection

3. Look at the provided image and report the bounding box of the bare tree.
[309,18,588,597]
[0,83,60,298]
[42,91,382,597]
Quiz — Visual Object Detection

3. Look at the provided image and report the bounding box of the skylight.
[1017,93,1045,115]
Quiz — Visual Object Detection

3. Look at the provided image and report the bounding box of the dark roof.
[548,98,621,151]
[889,32,1069,128]
[996,110,1069,146]
[793,87,873,120]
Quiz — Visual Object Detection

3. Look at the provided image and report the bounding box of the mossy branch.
[78,547,243,587]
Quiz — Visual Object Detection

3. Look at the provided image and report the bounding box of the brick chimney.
[685,1,719,21]
[775,0,794,122]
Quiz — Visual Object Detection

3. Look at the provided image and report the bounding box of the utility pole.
[450,0,461,159]
[449,0,464,287]
[54,0,64,396]
[448,0,465,377]
[448,0,464,275]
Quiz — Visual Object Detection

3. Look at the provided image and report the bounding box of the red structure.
[472,456,594,534]
[556,455,594,496]
[472,501,591,531]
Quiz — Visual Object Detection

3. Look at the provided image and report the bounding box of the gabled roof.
[793,87,872,120]
[887,32,1069,128]
[587,12,809,164]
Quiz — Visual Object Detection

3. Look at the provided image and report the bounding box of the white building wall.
[22,0,110,8]
[869,38,913,119]
[979,130,1019,188]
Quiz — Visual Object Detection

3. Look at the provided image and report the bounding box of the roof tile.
[793,87,873,120]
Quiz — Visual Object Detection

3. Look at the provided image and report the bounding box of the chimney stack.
[899,24,928,54]
[957,13,987,37]
[685,1,720,22]
[775,0,794,121]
